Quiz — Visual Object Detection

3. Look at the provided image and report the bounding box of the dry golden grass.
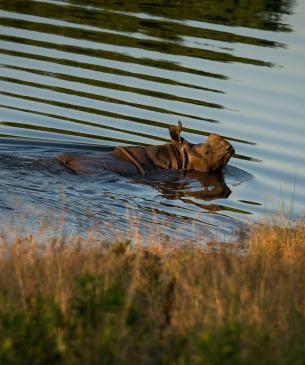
[0,214,304,364]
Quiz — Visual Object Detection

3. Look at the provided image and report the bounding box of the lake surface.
[0,0,304,242]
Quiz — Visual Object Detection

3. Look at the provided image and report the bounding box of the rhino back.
[57,151,140,175]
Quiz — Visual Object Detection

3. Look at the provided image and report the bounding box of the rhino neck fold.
[115,147,145,175]
[170,141,188,171]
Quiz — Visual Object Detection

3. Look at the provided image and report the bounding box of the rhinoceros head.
[169,121,235,173]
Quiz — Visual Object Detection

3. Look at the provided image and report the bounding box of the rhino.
[56,121,235,176]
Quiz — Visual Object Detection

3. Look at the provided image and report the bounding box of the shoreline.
[0,215,304,364]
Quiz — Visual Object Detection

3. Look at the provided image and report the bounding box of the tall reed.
[0,215,304,364]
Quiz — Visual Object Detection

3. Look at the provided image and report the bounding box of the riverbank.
[0,216,304,365]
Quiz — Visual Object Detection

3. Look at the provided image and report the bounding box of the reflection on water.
[0,0,304,241]
[143,171,232,202]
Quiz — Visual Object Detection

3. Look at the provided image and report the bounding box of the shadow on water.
[0,0,301,241]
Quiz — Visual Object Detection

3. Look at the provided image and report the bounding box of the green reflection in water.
[0,104,169,143]
[0,17,274,67]
[0,48,224,94]
[2,64,225,109]
[1,0,294,34]
[0,88,256,149]
[0,33,227,79]
[0,120,147,145]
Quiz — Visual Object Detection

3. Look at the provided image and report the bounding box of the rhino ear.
[169,121,183,142]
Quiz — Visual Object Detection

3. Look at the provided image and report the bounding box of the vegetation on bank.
[0,216,304,365]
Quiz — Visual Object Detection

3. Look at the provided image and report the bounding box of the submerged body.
[57,121,235,176]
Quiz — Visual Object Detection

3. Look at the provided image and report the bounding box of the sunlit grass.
[0,213,304,365]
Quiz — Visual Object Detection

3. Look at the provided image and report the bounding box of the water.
[0,0,304,242]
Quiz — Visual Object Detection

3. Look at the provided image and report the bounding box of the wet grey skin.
[56,121,235,176]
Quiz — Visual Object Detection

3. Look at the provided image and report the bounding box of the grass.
[0,214,304,365]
